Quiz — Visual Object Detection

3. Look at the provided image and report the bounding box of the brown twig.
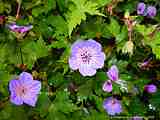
[16,2,21,20]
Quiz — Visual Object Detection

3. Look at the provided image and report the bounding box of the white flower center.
[77,47,95,64]
[15,85,28,97]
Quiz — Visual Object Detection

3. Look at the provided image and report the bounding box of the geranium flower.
[144,84,157,93]
[9,72,41,107]
[69,39,105,76]
[137,2,146,15]
[8,23,33,33]
[147,6,157,18]
[103,97,122,115]
[103,65,127,92]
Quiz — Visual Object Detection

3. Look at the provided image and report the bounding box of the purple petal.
[86,39,102,52]
[10,92,23,105]
[103,80,112,92]
[8,24,33,33]
[113,102,122,113]
[103,97,122,115]
[19,72,33,85]
[23,94,38,107]
[71,39,102,55]
[69,56,79,70]
[144,84,157,93]
[20,25,33,33]
[9,80,23,105]
[147,6,157,18]
[22,80,41,106]
[8,24,18,30]
[9,79,21,92]
[79,65,96,76]
[28,80,41,95]
[92,52,106,69]
[107,65,119,81]
[132,116,143,120]
[71,40,85,55]
[137,2,146,15]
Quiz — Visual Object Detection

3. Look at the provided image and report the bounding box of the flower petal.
[10,92,23,105]
[22,80,41,107]
[102,80,112,92]
[92,52,106,69]
[71,40,85,55]
[107,65,119,81]
[9,79,21,92]
[103,97,122,115]
[19,72,33,84]
[69,57,79,70]
[23,95,38,107]
[28,80,41,95]
[79,64,96,76]
[87,39,102,52]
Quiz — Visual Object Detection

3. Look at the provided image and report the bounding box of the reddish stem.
[16,2,21,20]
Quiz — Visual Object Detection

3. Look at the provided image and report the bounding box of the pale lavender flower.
[103,97,122,115]
[69,39,105,76]
[137,2,146,15]
[103,80,112,92]
[147,6,157,18]
[144,84,157,93]
[8,23,33,33]
[107,65,119,81]
[9,72,41,107]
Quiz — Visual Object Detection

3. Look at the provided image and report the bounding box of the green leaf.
[135,24,160,59]
[0,103,12,120]
[66,0,104,36]
[108,18,120,37]
[134,24,155,39]
[150,90,160,109]
[32,0,56,17]
[36,93,52,118]
[48,72,64,86]
[128,97,147,115]
[18,37,48,68]
[93,0,112,7]
[78,80,93,96]
[53,91,78,113]
[0,103,28,120]
[150,32,160,59]
[47,15,68,36]
[47,104,67,120]
[83,110,108,120]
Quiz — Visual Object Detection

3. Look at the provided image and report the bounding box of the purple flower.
[102,65,128,92]
[102,65,119,93]
[107,65,119,81]
[137,2,146,15]
[144,84,157,93]
[8,23,33,33]
[69,39,105,76]
[9,72,41,107]
[131,116,143,120]
[103,97,122,115]
[103,80,112,92]
[147,6,157,18]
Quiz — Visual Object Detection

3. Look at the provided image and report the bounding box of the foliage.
[0,0,160,120]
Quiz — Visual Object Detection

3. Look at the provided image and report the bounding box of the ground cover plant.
[0,0,160,120]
